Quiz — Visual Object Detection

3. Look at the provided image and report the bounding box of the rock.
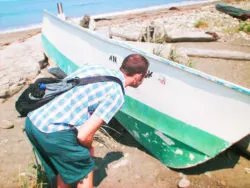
[79,15,96,31]
[48,66,67,79]
[7,84,24,97]
[0,35,42,98]
[80,15,91,28]
[0,120,14,129]
[38,53,49,69]
[139,21,167,43]
[178,177,190,188]
[169,7,180,11]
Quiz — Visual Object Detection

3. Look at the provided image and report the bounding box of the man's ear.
[137,73,144,80]
[134,73,141,81]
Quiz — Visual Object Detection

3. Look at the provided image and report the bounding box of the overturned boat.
[41,10,250,168]
[216,4,250,21]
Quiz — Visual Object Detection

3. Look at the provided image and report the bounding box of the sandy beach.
[0,0,250,187]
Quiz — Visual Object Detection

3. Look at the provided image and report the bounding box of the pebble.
[135,175,141,179]
[19,172,26,177]
[220,180,226,186]
[178,177,190,188]
[178,172,184,177]
[0,98,5,103]
[0,120,14,129]
[204,171,212,178]
[124,153,129,158]
[0,139,8,145]
[245,168,250,174]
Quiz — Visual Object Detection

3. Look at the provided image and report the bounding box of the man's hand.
[89,146,94,157]
[77,132,94,149]
[77,114,104,149]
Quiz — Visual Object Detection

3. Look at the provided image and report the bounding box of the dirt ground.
[0,1,250,188]
[0,88,249,188]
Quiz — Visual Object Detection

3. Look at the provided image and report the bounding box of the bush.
[239,22,250,33]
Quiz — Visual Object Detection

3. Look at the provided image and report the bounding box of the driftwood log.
[109,26,218,43]
[109,28,140,41]
[124,42,250,64]
[177,47,250,61]
[165,31,217,42]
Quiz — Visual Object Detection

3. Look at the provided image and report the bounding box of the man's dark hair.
[120,54,149,76]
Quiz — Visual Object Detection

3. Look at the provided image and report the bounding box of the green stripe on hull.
[42,34,79,74]
[116,111,207,168]
[116,96,230,168]
[120,96,230,157]
[41,34,230,168]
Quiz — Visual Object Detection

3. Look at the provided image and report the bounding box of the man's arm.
[77,114,104,148]
[77,89,123,148]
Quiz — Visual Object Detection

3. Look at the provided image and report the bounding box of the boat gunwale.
[43,10,250,96]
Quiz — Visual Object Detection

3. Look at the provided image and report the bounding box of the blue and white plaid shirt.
[28,65,125,133]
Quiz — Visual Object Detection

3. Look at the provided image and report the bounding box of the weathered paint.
[123,95,232,156]
[155,130,175,146]
[41,11,250,168]
[115,108,213,168]
[175,149,184,155]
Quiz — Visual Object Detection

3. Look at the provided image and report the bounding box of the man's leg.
[57,174,72,188]
[77,170,94,188]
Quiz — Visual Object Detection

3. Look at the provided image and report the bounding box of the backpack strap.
[68,76,125,95]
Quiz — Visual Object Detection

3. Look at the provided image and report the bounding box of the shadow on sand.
[93,151,123,186]
[176,145,241,174]
[104,118,245,175]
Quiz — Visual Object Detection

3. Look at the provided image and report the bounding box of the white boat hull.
[41,11,250,168]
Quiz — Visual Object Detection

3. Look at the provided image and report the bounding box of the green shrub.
[239,22,250,33]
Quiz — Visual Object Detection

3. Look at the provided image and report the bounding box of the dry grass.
[194,20,209,28]
[17,150,48,188]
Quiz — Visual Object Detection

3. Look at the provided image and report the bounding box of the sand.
[0,0,250,187]
[0,28,41,50]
